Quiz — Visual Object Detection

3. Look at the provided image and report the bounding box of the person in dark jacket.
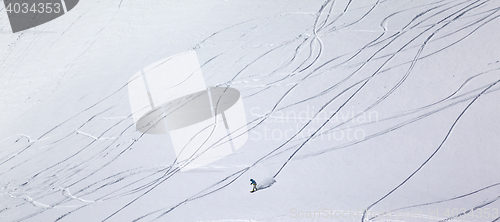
[250,179,257,192]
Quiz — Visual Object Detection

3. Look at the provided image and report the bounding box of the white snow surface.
[1,0,500,221]
[255,178,276,191]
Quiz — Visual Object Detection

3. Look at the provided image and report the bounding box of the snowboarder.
[250,179,257,192]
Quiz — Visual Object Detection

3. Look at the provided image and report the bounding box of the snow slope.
[1,0,500,221]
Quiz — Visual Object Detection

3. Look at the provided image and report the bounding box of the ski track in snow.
[1,0,500,221]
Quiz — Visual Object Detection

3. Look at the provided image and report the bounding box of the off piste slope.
[1,0,500,221]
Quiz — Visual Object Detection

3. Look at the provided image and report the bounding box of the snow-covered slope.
[1,0,500,221]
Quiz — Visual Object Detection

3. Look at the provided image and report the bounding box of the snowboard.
[250,189,257,193]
